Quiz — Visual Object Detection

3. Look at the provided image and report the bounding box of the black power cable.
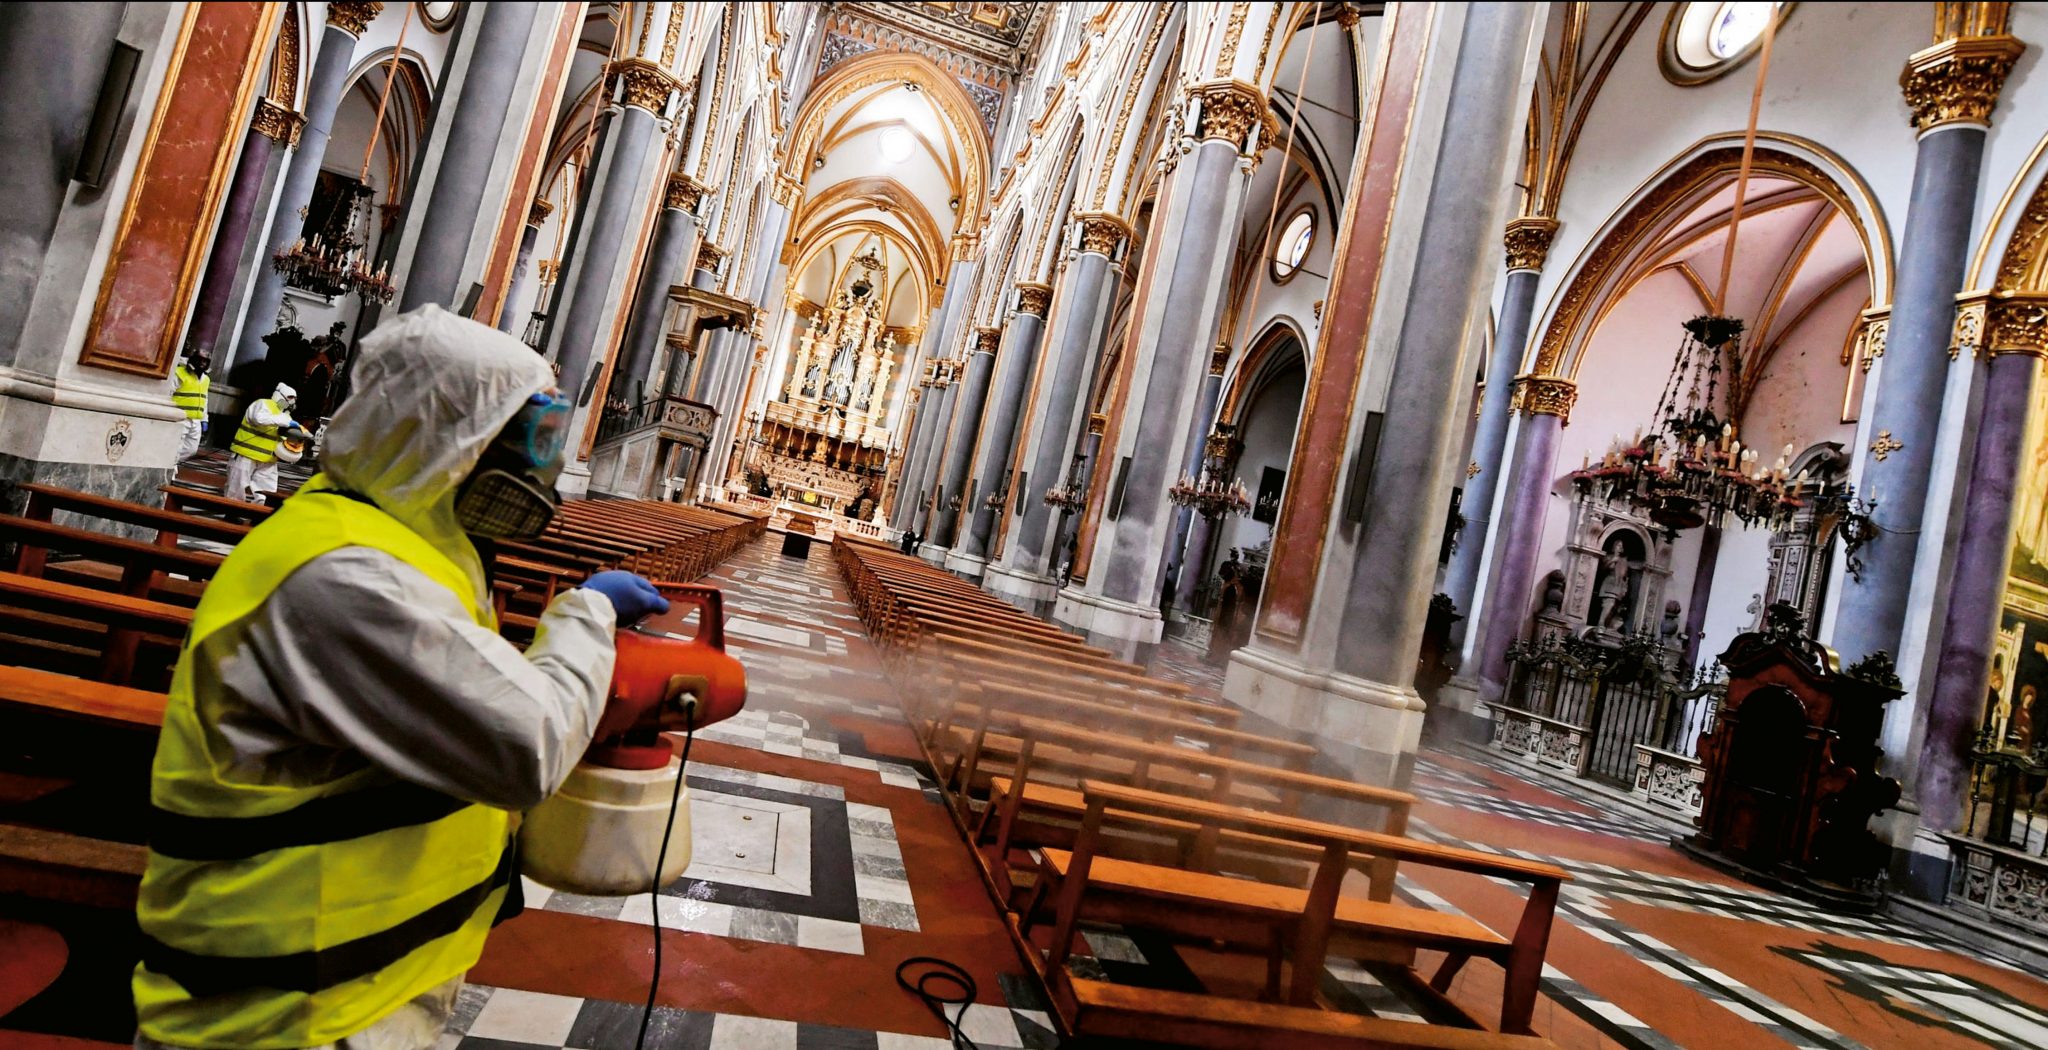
[635,706,697,1050]
[896,956,981,1050]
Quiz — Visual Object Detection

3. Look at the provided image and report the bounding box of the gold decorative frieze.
[1503,216,1561,272]
[1189,80,1270,147]
[1970,289,2048,358]
[1073,211,1130,257]
[949,234,981,265]
[1210,342,1230,375]
[609,57,680,114]
[250,96,304,145]
[1015,283,1053,316]
[326,1,381,36]
[695,242,728,272]
[528,197,555,226]
[666,173,706,211]
[974,326,1002,355]
[1511,374,1578,422]
[1900,34,2025,131]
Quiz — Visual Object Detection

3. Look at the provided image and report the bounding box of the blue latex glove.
[581,570,669,624]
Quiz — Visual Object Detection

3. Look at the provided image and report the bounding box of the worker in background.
[170,349,210,462]
[224,382,301,502]
[132,305,673,1050]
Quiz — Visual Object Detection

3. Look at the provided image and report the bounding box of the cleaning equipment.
[521,583,746,895]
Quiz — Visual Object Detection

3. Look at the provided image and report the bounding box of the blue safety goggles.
[499,391,571,471]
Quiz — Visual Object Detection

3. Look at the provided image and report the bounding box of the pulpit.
[1684,605,1902,906]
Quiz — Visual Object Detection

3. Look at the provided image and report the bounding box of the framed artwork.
[1253,466,1285,524]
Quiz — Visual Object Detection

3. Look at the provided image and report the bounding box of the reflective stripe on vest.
[134,478,509,1048]
[231,398,284,462]
[172,366,210,420]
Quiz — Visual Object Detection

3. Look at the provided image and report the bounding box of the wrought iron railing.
[1499,633,1725,783]
[1961,733,2048,856]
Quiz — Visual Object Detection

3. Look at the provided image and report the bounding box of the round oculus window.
[1660,2,1789,85]
[1273,209,1314,281]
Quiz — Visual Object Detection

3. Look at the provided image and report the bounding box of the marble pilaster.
[930,327,1000,550]
[614,177,704,401]
[952,286,1051,573]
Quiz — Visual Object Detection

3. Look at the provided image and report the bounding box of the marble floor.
[3,533,2046,1049]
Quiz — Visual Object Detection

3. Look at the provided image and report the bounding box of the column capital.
[1072,210,1131,256]
[1210,342,1230,375]
[666,173,707,211]
[949,233,981,265]
[1502,217,1560,272]
[609,57,680,114]
[251,97,305,146]
[1088,412,1109,436]
[1511,374,1578,422]
[1188,79,1274,147]
[696,241,728,273]
[1900,34,2025,132]
[973,325,1002,355]
[771,172,804,207]
[326,1,382,36]
[1856,307,1891,372]
[528,197,555,227]
[1954,289,2048,359]
[1015,282,1053,317]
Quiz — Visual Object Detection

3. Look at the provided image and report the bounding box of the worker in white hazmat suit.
[223,382,302,502]
[132,305,672,1050]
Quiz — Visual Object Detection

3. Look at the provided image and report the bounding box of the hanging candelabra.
[1168,424,1252,519]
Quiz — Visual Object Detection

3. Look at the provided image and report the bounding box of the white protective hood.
[319,306,553,597]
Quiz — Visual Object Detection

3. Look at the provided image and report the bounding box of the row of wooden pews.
[0,482,766,909]
[834,538,1569,1049]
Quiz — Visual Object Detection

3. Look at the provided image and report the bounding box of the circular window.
[416,2,459,32]
[1660,2,1790,86]
[1272,208,1314,282]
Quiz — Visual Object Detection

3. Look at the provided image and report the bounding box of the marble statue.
[1591,538,1635,631]
[1660,599,1682,645]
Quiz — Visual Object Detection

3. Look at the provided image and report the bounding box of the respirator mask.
[455,391,570,540]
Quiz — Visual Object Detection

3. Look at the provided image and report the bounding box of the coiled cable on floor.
[635,708,697,1050]
[896,956,981,1050]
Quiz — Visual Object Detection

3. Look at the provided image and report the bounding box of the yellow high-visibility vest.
[231,398,286,462]
[134,477,509,1048]
[172,365,210,420]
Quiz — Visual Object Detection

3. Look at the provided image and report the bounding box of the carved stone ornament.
[974,326,1002,355]
[1210,342,1230,376]
[1986,290,2048,358]
[609,57,680,114]
[250,96,305,146]
[666,173,706,212]
[1511,374,1578,422]
[949,234,981,265]
[326,1,382,36]
[1900,35,2025,132]
[1503,216,1561,272]
[771,173,803,207]
[527,197,555,227]
[695,242,728,272]
[1073,211,1129,256]
[1857,309,1890,373]
[1952,292,1990,359]
[1015,283,1053,316]
[1190,80,1269,146]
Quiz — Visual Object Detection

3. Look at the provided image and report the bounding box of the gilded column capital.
[1955,289,2048,359]
[771,173,804,207]
[1087,412,1108,436]
[696,242,728,273]
[1510,374,1578,422]
[973,326,1002,355]
[251,96,305,146]
[1072,210,1131,256]
[608,57,680,114]
[1900,34,2025,132]
[1188,79,1271,146]
[326,1,382,36]
[527,197,555,226]
[1856,307,1891,372]
[1015,283,1053,317]
[1503,217,1561,272]
[665,173,707,211]
[948,233,981,265]
[1210,342,1230,375]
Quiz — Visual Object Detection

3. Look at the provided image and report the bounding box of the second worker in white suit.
[224,383,302,503]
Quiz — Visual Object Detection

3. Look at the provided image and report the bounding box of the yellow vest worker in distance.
[133,305,671,1050]
[224,383,300,504]
[171,349,211,462]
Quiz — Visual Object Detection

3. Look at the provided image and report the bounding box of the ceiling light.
[878,125,916,164]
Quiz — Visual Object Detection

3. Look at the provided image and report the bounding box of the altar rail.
[1941,738,2048,938]
[1487,634,1722,788]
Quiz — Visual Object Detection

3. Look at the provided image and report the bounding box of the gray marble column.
[550,73,665,406]
[1011,239,1119,571]
[1831,43,2018,665]
[614,177,702,400]
[910,379,959,535]
[1098,134,1247,607]
[1475,401,1566,699]
[230,3,376,372]
[892,377,942,525]
[1442,223,1553,642]
[1056,420,1108,579]
[497,198,551,334]
[0,2,126,365]
[931,327,1001,548]
[1332,2,1537,687]
[958,286,1052,564]
[187,104,296,356]
[894,254,977,530]
[1923,323,2043,837]
[399,0,539,313]
[1166,360,1226,613]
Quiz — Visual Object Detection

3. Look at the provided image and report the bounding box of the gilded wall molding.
[527,197,555,227]
[1955,289,2048,358]
[1189,79,1271,147]
[1900,35,2025,132]
[326,1,381,36]
[666,173,707,212]
[771,172,804,207]
[1073,210,1130,256]
[1015,282,1053,316]
[1503,216,1561,272]
[1856,307,1890,372]
[949,233,981,265]
[250,96,304,145]
[1952,292,1988,359]
[1511,374,1579,422]
[609,57,679,114]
